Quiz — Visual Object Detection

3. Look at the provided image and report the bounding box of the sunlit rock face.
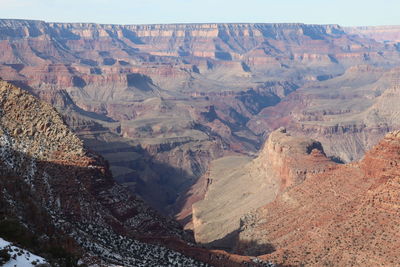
[236,130,400,266]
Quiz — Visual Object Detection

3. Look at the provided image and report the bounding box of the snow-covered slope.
[0,237,49,267]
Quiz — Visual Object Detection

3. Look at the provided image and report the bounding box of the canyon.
[1,19,400,215]
[0,18,400,266]
[0,80,275,266]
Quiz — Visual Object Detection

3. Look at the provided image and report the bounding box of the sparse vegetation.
[0,248,11,264]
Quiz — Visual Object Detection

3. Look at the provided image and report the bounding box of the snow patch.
[0,237,49,267]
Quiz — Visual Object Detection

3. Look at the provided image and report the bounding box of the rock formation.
[0,80,198,264]
[237,130,400,266]
[191,128,336,248]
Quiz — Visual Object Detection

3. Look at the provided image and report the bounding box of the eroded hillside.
[237,131,400,266]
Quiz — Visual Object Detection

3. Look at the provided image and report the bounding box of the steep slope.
[0,80,208,266]
[0,238,49,266]
[191,128,336,249]
[0,79,199,264]
[237,131,400,266]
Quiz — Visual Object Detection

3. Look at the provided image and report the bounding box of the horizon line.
[0,17,399,28]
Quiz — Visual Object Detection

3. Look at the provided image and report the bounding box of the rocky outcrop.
[191,128,335,249]
[0,18,399,266]
[237,130,400,266]
[258,128,335,190]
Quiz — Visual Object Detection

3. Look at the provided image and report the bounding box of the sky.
[0,0,399,26]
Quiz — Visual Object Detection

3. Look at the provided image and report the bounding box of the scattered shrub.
[0,248,11,264]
